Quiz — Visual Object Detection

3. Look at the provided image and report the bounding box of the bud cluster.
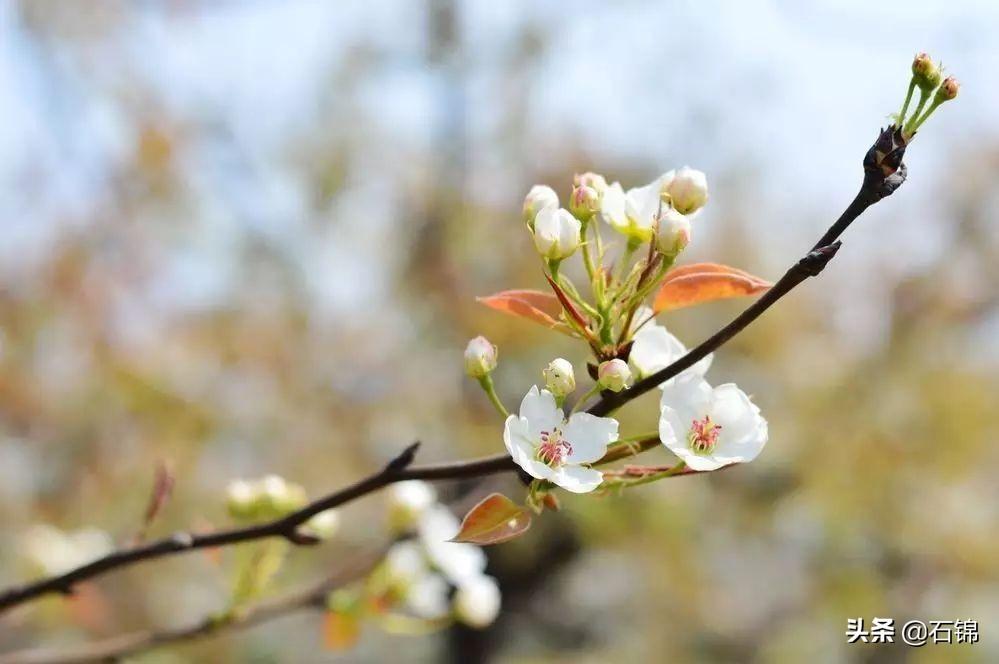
[898,52,959,140]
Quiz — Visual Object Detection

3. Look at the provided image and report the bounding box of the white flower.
[388,480,437,532]
[522,185,559,227]
[664,166,708,214]
[574,171,608,193]
[659,377,768,471]
[418,505,487,585]
[464,336,498,378]
[407,573,452,619]
[542,358,575,398]
[656,206,692,257]
[454,575,501,628]
[600,172,671,243]
[503,386,618,493]
[533,207,581,261]
[385,540,428,586]
[22,525,113,576]
[629,322,712,385]
[597,359,631,392]
[569,183,601,221]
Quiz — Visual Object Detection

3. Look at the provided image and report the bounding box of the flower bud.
[522,185,559,229]
[936,76,959,102]
[656,207,692,257]
[569,184,601,222]
[388,480,437,533]
[597,359,631,392]
[532,207,581,261]
[663,167,708,215]
[463,336,498,378]
[453,575,501,629]
[573,171,608,193]
[543,358,575,398]
[258,475,308,519]
[912,52,942,91]
[226,479,258,520]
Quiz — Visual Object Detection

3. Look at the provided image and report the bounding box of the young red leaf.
[653,263,772,312]
[451,493,531,546]
[476,290,573,335]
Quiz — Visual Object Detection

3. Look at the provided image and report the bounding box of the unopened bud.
[258,475,308,518]
[912,52,941,91]
[656,207,692,257]
[597,359,631,392]
[522,185,559,229]
[453,576,501,629]
[936,76,959,102]
[573,171,608,193]
[226,480,258,520]
[569,184,601,221]
[543,358,575,398]
[663,167,708,215]
[532,207,581,261]
[388,480,437,532]
[464,336,498,378]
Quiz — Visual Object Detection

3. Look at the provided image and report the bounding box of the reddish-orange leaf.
[654,263,772,312]
[451,493,532,546]
[476,289,572,334]
[323,611,361,650]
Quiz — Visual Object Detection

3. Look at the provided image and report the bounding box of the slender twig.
[0,445,514,615]
[0,549,384,664]
[0,127,907,620]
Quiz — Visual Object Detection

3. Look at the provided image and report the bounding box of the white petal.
[504,416,553,479]
[601,182,627,230]
[518,386,562,439]
[658,400,724,471]
[551,465,604,493]
[561,412,618,464]
[454,575,501,628]
[708,383,758,442]
[660,375,712,424]
[630,324,685,377]
[406,572,451,619]
[419,506,487,585]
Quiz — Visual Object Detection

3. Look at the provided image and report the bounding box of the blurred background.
[0,0,997,661]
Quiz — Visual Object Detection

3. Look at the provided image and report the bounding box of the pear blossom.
[388,480,438,532]
[454,575,501,628]
[574,171,608,193]
[601,171,678,243]
[522,184,559,227]
[533,206,581,261]
[659,376,768,471]
[418,504,487,585]
[663,166,708,214]
[656,206,692,258]
[464,336,498,378]
[597,359,631,392]
[542,358,575,398]
[503,386,619,493]
[629,321,712,385]
[226,475,308,521]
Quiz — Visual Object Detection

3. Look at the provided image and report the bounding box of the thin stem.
[909,97,944,133]
[477,375,509,418]
[898,78,916,126]
[903,88,930,137]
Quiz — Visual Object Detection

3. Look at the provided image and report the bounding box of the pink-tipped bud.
[569,184,601,221]
[912,52,942,91]
[597,359,631,392]
[464,336,498,378]
[936,76,959,101]
[573,171,608,193]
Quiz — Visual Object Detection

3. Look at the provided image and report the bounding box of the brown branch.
[0,548,384,664]
[0,126,908,620]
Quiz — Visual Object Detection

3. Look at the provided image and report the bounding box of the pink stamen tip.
[688,415,722,454]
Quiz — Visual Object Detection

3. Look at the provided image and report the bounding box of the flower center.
[537,429,572,467]
[687,415,721,454]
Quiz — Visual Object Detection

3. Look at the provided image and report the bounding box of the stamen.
[687,416,721,454]
[537,429,573,467]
